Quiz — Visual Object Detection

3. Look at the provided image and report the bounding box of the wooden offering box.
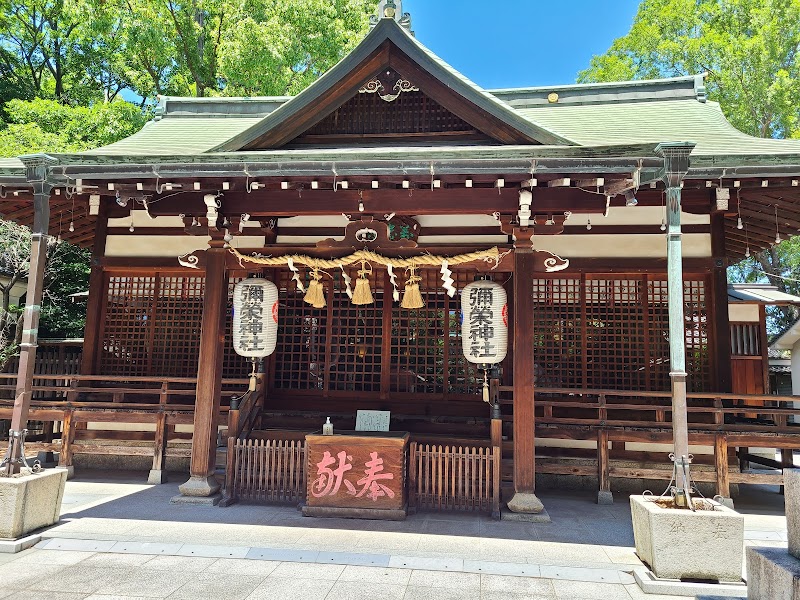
[303,431,410,520]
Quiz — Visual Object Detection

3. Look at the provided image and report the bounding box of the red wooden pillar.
[507,246,544,514]
[79,200,109,376]
[710,211,732,393]
[178,245,228,498]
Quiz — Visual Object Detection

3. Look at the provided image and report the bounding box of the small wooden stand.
[303,431,409,520]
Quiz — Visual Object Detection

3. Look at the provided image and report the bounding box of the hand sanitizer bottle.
[323,417,333,435]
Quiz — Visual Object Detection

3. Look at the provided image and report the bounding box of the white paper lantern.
[461,280,508,365]
[232,279,279,358]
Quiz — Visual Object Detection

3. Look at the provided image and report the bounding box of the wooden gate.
[229,438,306,504]
[408,442,500,518]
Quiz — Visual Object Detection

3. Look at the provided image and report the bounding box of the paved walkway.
[0,470,788,599]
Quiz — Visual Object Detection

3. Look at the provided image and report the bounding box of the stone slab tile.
[40,538,117,552]
[81,552,155,568]
[316,550,390,567]
[0,562,67,589]
[388,555,464,571]
[463,560,541,577]
[407,569,480,590]
[245,547,319,562]
[205,557,280,576]
[26,565,120,594]
[338,565,413,586]
[141,555,217,572]
[10,549,94,566]
[246,576,335,600]
[270,561,346,580]
[175,543,249,559]
[109,541,182,555]
[402,585,480,600]
[165,572,263,600]
[539,564,632,584]
[91,567,187,598]
[550,578,631,599]
[325,581,407,600]
[3,591,87,600]
[479,573,556,597]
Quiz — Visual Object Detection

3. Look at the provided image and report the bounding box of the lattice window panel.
[585,278,647,390]
[328,268,384,393]
[531,275,711,393]
[684,279,710,392]
[149,276,204,378]
[532,278,584,389]
[100,276,156,376]
[303,90,477,138]
[390,270,446,394]
[647,280,672,391]
[273,270,329,390]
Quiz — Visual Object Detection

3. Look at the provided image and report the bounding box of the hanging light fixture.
[737,189,743,230]
[775,205,781,244]
[744,223,751,258]
[586,218,592,231]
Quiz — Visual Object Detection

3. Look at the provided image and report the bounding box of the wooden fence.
[227,438,307,504]
[408,442,501,518]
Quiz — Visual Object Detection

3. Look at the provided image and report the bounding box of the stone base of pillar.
[715,496,734,509]
[59,466,74,480]
[747,546,800,599]
[597,490,614,505]
[147,469,167,485]
[178,474,220,497]
[506,492,544,514]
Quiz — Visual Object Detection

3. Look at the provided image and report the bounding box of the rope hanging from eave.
[227,245,505,270]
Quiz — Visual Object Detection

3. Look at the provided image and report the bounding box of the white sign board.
[356,410,391,432]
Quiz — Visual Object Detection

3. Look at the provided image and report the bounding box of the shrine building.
[3,1,800,516]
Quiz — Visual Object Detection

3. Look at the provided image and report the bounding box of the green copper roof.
[212,18,574,151]
[518,99,800,157]
[88,117,263,156]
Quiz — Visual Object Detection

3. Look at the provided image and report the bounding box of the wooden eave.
[210,19,573,151]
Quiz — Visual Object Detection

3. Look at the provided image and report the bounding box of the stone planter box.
[630,494,744,582]
[0,468,67,539]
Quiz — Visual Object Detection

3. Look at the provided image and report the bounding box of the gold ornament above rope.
[228,245,504,309]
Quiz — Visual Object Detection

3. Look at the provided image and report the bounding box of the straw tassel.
[401,266,424,309]
[303,268,327,309]
[352,261,374,305]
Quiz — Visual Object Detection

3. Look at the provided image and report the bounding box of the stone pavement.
[0,470,788,600]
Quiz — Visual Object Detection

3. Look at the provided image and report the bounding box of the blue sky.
[402,0,641,89]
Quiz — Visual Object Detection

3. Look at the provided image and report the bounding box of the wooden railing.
[0,373,250,473]
[499,386,800,434]
[225,437,306,504]
[499,385,800,497]
[408,442,500,518]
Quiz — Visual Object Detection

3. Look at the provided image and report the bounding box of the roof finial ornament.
[371,0,413,34]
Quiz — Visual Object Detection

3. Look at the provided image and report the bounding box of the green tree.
[578,0,800,139]
[579,0,800,334]
[0,220,88,368]
[0,97,149,157]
